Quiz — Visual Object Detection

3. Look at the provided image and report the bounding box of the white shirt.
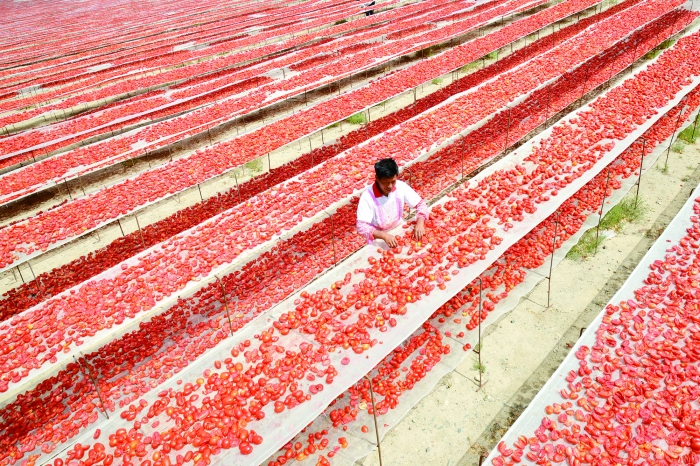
[357,180,423,231]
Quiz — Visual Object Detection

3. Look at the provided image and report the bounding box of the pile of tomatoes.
[24,21,700,466]
[2,0,633,325]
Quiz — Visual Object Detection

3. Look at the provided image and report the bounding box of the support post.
[460,136,465,180]
[233,169,242,204]
[365,376,384,466]
[64,180,73,201]
[27,261,45,300]
[594,168,612,256]
[216,276,235,335]
[579,61,591,105]
[324,211,338,266]
[197,183,204,201]
[74,356,109,419]
[665,103,688,166]
[134,214,146,249]
[634,137,647,208]
[691,112,700,144]
[77,175,86,197]
[474,277,486,390]
[118,218,125,237]
[17,266,25,284]
[546,212,560,309]
[504,106,512,150]
[631,37,639,67]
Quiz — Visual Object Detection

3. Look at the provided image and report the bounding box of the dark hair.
[374,158,399,179]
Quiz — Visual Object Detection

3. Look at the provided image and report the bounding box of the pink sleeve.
[356,220,376,244]
[416,199,429,221]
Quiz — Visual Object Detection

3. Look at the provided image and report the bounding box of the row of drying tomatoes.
[0,8,660,462]
[0,0,368,109]
[0,1,685,409]
[0,0,417,122]
[0,0,473,168]
[0,0,502,186]
[24,21,698,462]
[490,169,700,464]
[0,0,291,81]
[0,0,627,269]
[48,27,700,466]
[5,82,692,466]
[1,0,627,324]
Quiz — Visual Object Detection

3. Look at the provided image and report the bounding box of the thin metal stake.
[474,277,487,390]
[26,261,45,299]
[504,106,512,150]
[117,218,125,237]
[631,37,639,67]
[546,211,560,309]
[665,103,688,165]
[594,168,612,256]
[197,183,204,201]
[579,62,591,105]
[17,266,25,284]
[134,214,146,249]
[77,175,86,197]
[460,136,465,180]
[324,211,338,266]
[365,376,384,466]
[216,276,235,335]
[634,137,647,208]
[691,112,700,143]
[233,169,242,204]
[64,180,73,201]
[74,356,109,418]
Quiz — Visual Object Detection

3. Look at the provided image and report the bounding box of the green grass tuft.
[473,361,486,374]
[460,62,480,73]
[659,39,676,49]
[566,231,605,261]
[334,19,348,25]
[431,78,443,85]
[567,197,646,260]
[678,122,699,144]
[345,112,366,125]
[245,159,263,172]
[671,140,686,154]
[600,197,645,232]
[482,51,498,61]
[644,39,677,60]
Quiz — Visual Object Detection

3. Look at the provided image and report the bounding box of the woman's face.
[376,175,397,196]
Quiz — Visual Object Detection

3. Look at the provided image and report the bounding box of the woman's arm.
[400,181,428,240]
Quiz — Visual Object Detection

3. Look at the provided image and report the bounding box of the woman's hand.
[375,231,398,248]
[413,217,426,241]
